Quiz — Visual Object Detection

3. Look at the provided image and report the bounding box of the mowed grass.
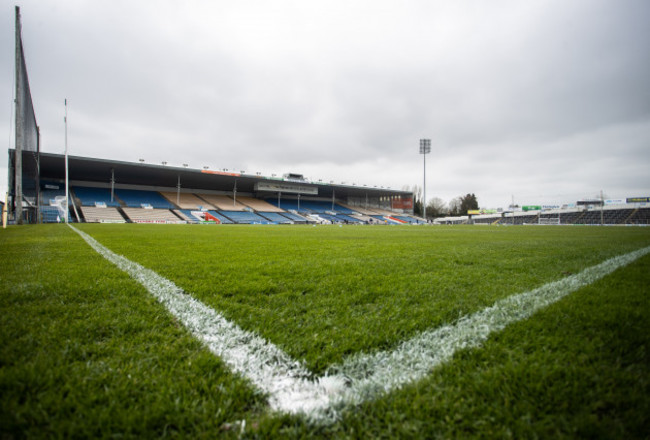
[1,223,649,438]
[0,225,266,438]
[78,224,649,373]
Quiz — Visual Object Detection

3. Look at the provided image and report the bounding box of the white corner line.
[68,224,650,423]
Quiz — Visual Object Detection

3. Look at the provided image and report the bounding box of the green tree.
[460,193,479,215]
[448,193,479,216]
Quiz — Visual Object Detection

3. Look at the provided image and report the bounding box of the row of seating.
[38,185,422,224]
[73,187,120,207]
[76,207,310,225]
[264,198,357,215]
[81,206,126,223]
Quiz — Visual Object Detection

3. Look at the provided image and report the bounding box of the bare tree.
[448,196,463,216]
[426,197,447,218]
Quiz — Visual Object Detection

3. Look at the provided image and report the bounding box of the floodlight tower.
[419,139,431,220]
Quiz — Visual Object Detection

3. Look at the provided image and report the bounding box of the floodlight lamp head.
[419,138,431,154]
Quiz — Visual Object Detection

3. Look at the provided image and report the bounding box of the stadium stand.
[438,204,650,226]
[368,208,404,216]
[318,213,341,224]
[307,214,331,224]
[333,213,364,223]
[220,210,272,224]
[236,196,285,213]
[502,213,539,225]
[339,204,377,215]
[114,189,175,209]
[542,208,598,225]
[628,207,650,224]
[265,198,359,215]
[80,206,126,223]
[40,185,66,205]
[470,215,497,225]
[122,208,184,223]
[265,198,304,212]
[177,209,238,224]
[370,215,403,225]
[72,186,120,207]
[393,215,425,224]
[278,212,309,224]
[257,212,294,224]
[38,174,650,227]
[302,200,357,214]
[175,210,199,223]
[332,204,357,215]
[36,184,72,223]
[160,192,213,210]
[199,194,248,211]
[350,213,377,223]
[40,206,65,223]
[576,208,636,225]
[206,211,235,224]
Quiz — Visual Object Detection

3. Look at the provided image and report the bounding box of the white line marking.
[69,225,650,423]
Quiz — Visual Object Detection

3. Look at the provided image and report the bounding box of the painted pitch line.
[68,225,333,416]
[329,244,650,406]
[69,225,650,423]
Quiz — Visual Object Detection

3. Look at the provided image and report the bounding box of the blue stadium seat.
[264,198,309,213]
[40,206,67,223]
[279,212,308,223]
[257,212,293,224]
[207,211,234,224]
[113,189,175,209]
[394,215,421,224]
[220,211,273,224]
[265,198,356,214]
[177,209,201,223]
[39,183,68,206]
[72,187,120,207]
[334,214,364,224]
[179,209,235,224]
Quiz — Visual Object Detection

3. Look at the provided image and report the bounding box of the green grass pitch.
[1,224,649,438]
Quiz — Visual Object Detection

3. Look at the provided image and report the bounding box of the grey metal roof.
[32,151,411,199]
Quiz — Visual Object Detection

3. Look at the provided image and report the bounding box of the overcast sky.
[2,0,649,209]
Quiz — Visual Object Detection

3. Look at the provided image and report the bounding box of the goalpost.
[539,214,561,225]
[13,6,41,224]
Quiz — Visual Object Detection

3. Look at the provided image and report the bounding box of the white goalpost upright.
[13,6,41,224]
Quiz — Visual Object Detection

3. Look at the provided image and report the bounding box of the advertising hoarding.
[626,197,650,203]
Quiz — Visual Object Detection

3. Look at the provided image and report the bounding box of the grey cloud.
[1,0,649,209]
